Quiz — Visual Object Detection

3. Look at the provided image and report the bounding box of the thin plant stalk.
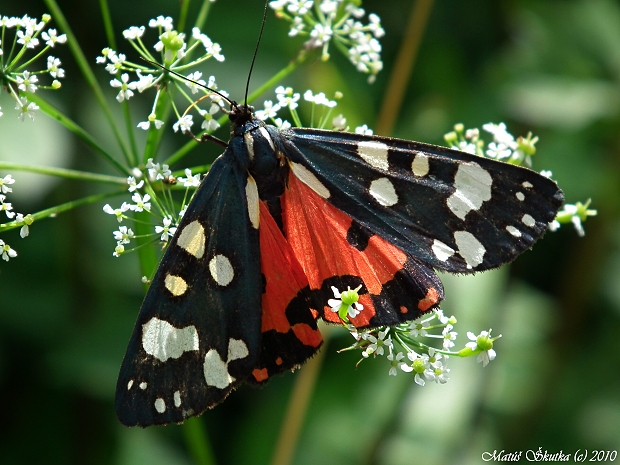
[375,0,435,136]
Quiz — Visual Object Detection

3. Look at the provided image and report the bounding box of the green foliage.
[0,1,618,464]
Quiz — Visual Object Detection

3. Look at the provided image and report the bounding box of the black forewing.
[115,152,261,427]
[277,128,563,273]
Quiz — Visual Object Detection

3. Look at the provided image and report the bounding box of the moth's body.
[116,103,563,427]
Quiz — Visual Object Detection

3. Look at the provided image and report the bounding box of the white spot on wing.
[203,349,233,389]
[516,192,525,201]
[142,317,199,362]
[522,214,536,227]
[139,382,147,390]
[177,220,205,258]
[127,380,134,390]
[174,391,181,407]
[164,274,188,296]
[447,162,492,220]
[506,225,522,237]
[357,140,389,170]
[244,133,254,159]
[432,239,455,262]
[454,231,486,268]
[209,254,235,286]
[411,152,429,177]
[369,177,398,206]
[155,398,166,413]
[522,181,533,189]
[245,176,260,229]
[227,338,249,361]
[290,162,330,198]
[259,126,275,151]
[203,338,250,389]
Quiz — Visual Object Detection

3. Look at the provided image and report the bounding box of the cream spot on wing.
[245,176,260,229]
[227,338,249,361]
[432,239,455,262]
[142,317,199,362]
[522,214,536,227]
[174,391,181,407]
[203,338,250,389]
[447,162,493,220]
[127,380,134,390]
[209,254,235,286]
[369,177,398,206]
[522,181,533,189]
[454,231,486,269]
[164,274,188,296]
[357,140,389,170]
[506,225,522,237]
[139,382,147,390]
[154,398,166,413]
[204,349,234,389]
[411,152,429,177]
[259,126,275,151]
[177,220,205,258]
[244,133,254,159]
[290,162,330,198]
[516,191,525,201]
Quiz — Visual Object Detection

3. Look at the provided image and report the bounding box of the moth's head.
[228,103,256,128]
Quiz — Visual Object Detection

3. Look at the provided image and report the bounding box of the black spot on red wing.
[366,257,444,327]
[247,329,320,385]
[248,287,322,385]
[346,220,374,251]
[305,259,444,329]
[310,275,367,311]
[285,286,323,326]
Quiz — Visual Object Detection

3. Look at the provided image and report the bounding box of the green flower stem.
[0,189,126,233]
[177,0,191,33]
[25,93,131,176]
[143,91,172,165]
[98,0,117,50]
[192,0,215,32]
[0,162,127,185]
[134,210,158,288]
[271,327,328,465]
[43,0,136,167]
[122,100,139,163]
[375,0,435,136]
[15,46,50,73]
[183,417,216,465]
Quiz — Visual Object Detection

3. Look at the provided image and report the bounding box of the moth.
[114,90,563,426]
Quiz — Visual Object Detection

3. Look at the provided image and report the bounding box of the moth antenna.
[244,1,269,107]
[141,57,235,109]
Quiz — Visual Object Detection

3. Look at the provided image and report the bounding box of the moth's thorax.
[234,122,289,230]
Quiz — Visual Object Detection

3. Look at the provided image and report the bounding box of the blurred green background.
[1,0,619,464]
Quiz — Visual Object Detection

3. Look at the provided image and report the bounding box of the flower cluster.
[334,285,500,384]
[269,0,384,83]
[549,199,597,237]
[0,174,34,261]
[255,85,372,133]
[96,16,227,132]
[445,122,597,236]
[103,160,202,258]
[0,14,67,121]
